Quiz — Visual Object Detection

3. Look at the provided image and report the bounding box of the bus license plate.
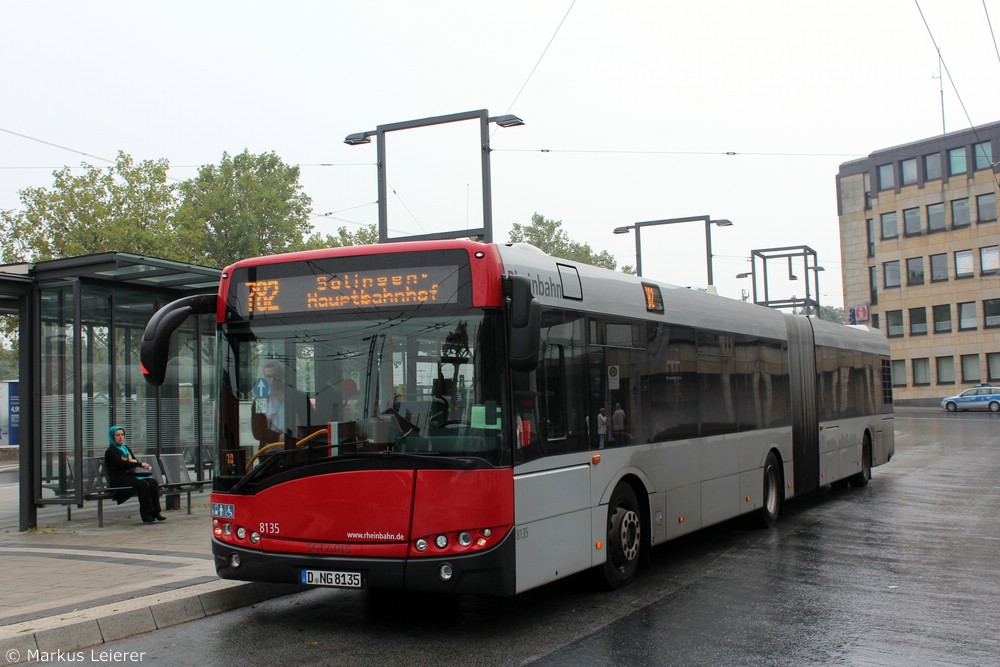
[301,569,362,588]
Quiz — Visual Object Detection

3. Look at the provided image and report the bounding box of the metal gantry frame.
[345,109,524,244]
[612,215,733,285]
[744,245,823,317]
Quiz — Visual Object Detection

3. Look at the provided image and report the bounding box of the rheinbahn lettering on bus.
[141,240,894,595]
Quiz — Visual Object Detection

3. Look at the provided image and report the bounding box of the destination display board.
[226,252,470,320]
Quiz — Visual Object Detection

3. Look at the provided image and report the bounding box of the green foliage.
[299,224,379,251]
[820,305,845,323]
[0,342,17,380]
[173,150,314,267]
[508,213,619,270]
[0,152,181,263]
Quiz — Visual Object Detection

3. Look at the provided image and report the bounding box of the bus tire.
[599,483,642,590]
[757,451,782,528]
[848,436,872,488]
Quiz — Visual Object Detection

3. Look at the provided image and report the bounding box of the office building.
[837,122,1000,404]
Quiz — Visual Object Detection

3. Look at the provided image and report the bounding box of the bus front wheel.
[599,483,642,590]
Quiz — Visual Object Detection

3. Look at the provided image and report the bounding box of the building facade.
[837,122,1000,404]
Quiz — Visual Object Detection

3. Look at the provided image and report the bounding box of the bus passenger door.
[513,463,593,593]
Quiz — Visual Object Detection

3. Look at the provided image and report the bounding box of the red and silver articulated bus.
[141,239,894,595]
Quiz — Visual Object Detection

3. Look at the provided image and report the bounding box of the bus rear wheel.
[757,451,782,528]
[848,436,872,488]
[599,483,642,590]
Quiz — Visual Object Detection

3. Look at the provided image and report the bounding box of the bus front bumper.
[212,530,516,596]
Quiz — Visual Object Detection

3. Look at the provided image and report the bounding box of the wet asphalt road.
[98,408,1000,666]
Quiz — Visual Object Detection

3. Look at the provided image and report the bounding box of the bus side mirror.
[506,276,540,372]
[141,293,218,386]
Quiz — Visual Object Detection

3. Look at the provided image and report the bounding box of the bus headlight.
[439,564,454,581]
[415,538,428,552]
[236,526,247,540]
[458,531,472,547]
[435,534,448,549]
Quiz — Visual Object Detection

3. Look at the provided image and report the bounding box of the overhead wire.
[984,0,1000,65]
[0,127,116,166]
[913,0,1000,188]
[0,125,381,231]
[491,0,577,140]
[494,148,864,159]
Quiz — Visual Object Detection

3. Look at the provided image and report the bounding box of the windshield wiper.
[229,440,331,491]
[348,450,478,468]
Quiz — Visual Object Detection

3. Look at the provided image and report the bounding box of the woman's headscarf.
[108,425,126,446]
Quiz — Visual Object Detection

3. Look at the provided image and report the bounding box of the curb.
[0,580,302,664]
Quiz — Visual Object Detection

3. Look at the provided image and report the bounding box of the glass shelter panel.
[112,291,158,456]
[38,287,75,501]
[80,289,112,461]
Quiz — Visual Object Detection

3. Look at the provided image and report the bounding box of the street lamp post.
[345,109,524,243]
[613,215,733,284]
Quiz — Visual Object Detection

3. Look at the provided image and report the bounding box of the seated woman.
[104,425,165,524]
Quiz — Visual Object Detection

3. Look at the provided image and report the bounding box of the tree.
[300,223,379,251]
[508,213,619,270]
[820,305,845,324]
[173,150,314,267]
[0,152,182,263]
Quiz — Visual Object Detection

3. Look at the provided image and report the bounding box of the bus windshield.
[215,309,510,484]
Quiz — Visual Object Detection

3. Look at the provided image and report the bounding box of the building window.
[930,253,949,282]
[903,207,922,235]
[880,211,898,239]
[951,198,970,228]
[977,192,996,223]
[891,359,906,386]
[924,153,942,180]
[869,266,878,305]
[886,310,904,337]
[909,307,928,335]
[974,141,993,170]
[901,158,918,186]
[988,352,1000,382]
[985,298,1000,328]
[955,249,974,278]
[927,202,946,232]
[937,356,955,384]
[912,358,931,385]
[933,304,952,333]
[906,257,925,285]
[958,301,977,330]
[866,218,875,257]
[878,164,895,190]
[981,245,999,274]
[949,147,967,176]
[883,260,901,288]
[872,313,879,330]
[961,354,981,383]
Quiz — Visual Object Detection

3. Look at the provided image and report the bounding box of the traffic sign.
[252,378,270,398]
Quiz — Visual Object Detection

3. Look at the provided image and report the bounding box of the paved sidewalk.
[0,466,300,663]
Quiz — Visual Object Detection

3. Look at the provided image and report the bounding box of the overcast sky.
[3,1,999,306]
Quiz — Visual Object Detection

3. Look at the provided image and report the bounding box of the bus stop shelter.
[0,253,220,530]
